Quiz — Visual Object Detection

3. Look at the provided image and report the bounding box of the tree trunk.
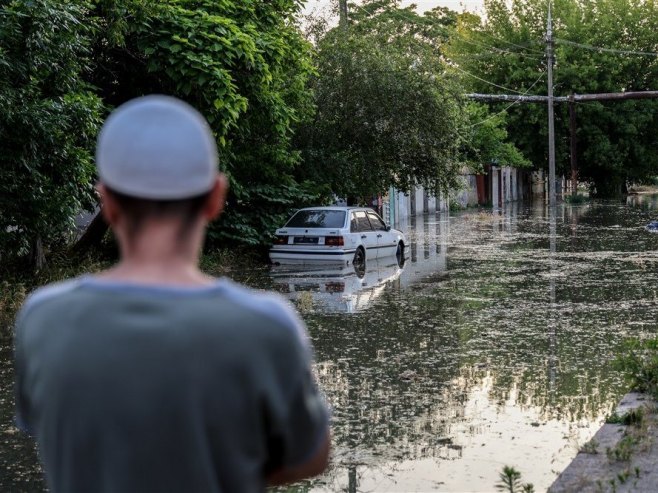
[30,236,46,272]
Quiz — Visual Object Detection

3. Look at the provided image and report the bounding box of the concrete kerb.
[549,392,658,493]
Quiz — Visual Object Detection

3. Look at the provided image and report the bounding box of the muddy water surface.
[3,197,658,492]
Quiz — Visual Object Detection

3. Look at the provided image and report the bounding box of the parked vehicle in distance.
[269,207,406,267]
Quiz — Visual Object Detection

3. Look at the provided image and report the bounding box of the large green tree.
[450,0,658,196]
[0,0,104,268]
[297,1,469,199]
[89,0,318,245]
[0,0,318,267]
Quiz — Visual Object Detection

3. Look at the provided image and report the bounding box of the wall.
[384,168,531,226]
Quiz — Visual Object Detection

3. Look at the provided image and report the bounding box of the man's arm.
[266,430,330,486]
[258,294,331,485]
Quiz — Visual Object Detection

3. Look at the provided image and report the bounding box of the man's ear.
[204,174,229,221]
[97,183,120,226]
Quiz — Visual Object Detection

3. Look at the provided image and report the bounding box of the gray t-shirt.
[14,277,329,493]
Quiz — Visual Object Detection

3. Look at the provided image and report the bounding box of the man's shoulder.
[18,278,83,322]
[217,279,309,348]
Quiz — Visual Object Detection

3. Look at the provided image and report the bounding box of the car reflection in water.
[270,256,405,314]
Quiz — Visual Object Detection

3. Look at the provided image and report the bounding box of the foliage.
[0,0,318,265]
[606,407,644,426]
[450,0,658,197]
[0,281,27,328]
[495,466,535,493]
[0,1,104,264]
[564,193,589,204]
[579,438,599,454]
[297,0,468,199]
[462,103,531,171]
[606,434,637,462]
[89,0,319,245]
[614,338,658,399]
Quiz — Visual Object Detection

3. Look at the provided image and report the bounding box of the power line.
[452,65,544,94]
[476,31,545,55]
[470,71,546,127]
[346,0,543,58]
[451,32,544,60]
[555,38,658,57]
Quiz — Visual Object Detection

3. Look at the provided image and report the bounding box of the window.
[351,211,372,233]
[286,210,346,228]
[367,211,387,231]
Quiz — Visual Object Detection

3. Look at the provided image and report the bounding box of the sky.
[302,0,486,17]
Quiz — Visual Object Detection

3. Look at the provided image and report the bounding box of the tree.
[462,103,531,171]
[297,1,469,200]
[450,0,658,197]
[87,0,318,246]
[0,1,104,268]
[1,0,319,266]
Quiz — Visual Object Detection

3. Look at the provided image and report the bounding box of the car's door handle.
[361,235,367,239]
[377,234,382,238]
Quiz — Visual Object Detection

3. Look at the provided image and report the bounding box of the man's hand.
[267,431,330,486]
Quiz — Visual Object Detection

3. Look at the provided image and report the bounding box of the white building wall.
[395,191,410,228]
[511,169,518,201]
[505,167,512,202]
[427,195,436,213]
[491,167,500,210]
[414,187,424,215]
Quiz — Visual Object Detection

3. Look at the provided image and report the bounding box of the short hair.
[105,186,211,238]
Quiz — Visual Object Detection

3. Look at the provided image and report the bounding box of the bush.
[564,194,589,204]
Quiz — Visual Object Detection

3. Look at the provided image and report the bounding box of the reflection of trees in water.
[308,213,651,474]
[302,200,658,490]
[626,193,658,211]
[317,359,465,463]
[460,364,613,423]
[316,352,619,466]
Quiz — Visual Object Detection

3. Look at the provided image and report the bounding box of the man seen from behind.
[14,95,331,492]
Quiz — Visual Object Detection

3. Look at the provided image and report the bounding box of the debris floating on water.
[645,221,658,232]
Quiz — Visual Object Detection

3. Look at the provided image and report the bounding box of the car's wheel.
[352,247,366,276]
[396,242,405,267]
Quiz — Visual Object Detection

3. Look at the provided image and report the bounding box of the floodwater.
[3,196,658,492]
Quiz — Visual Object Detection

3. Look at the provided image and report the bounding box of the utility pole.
[569,95,577,196]
[339,0,348,29]
[546,2,556,208]
[466,91,658,103]
[467,90,658,200]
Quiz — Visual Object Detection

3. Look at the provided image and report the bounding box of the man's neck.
[98,222,214,287]
[99,260,215,287]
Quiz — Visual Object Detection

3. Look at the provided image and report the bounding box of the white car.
[269,206,406,266]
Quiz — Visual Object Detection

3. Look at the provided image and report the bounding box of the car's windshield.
[285,210,346,228]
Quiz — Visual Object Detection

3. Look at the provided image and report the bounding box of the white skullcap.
[96,95,218,200]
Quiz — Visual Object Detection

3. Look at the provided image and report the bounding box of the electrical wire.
[450,32,544,60]
[348,2,544,60]
[475,30,545,55]
[452,65,545,95]
[555,38,658,57]
[470,71,547,127]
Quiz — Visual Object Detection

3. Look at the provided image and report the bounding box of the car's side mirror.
[386,225,391,231]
